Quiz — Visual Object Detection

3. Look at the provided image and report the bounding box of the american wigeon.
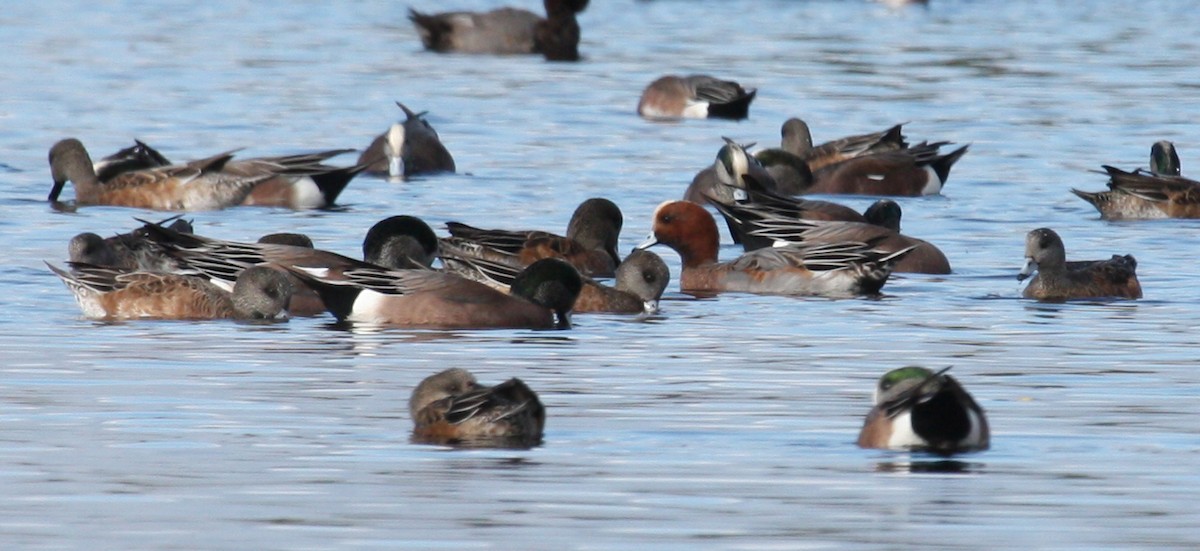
[67,216,194,271]
[138,216,439,316]
[93,139,172,182]
[1072,142,1199,219]
[446,197,623,277]
[441,239,669,314]
[1017,228,1142,301]
[409,0,587,61]
[709,197,952,274]
[231,151,367,210]
[857,366,989,455]
[49,138,268,210]
[410,368,545,447]
[691,152,867,225]
[637,200,912,297]
[637,75,757,120]
[357,102,456,179]
[47,262,292,321]
[50,138,366,210]
[802,141,970,196]
[362,215,441,269]
[778,119,908,172]
[286,257,582,329]
[159,143,367,209]
[257,232,315,249]
[686,138,796,207]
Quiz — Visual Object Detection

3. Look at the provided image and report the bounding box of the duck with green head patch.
[857,366,989,455]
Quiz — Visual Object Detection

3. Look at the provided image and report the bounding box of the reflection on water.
[4,0,1200,548]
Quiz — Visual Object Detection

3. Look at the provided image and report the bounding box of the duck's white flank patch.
[681,101,710,119]
[886,411,925,448]
[920,165,944,195]
[289,176,324,209]
[349,288,391,322]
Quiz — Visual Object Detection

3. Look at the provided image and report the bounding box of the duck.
[637,75,756,120]
[409,0,588,61]
[409,368,545,447]
[47,262,292,321]
[285,257,582,329]
[48,138,267,211]
[67,216,194,272]
[637,200,912,297]
[446,197,623,277]
[776,118,908,172]
[1072,141,1200,219]
[440,239,670,314]
[801,141,970,196]
[1017,228,1142,301]
[357,102,456,179]
[137,216,440,316]
[856,366,990,455]
[708,196,952,274]
[49,138,366,210]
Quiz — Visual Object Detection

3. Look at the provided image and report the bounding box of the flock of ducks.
[44,0,1194,453]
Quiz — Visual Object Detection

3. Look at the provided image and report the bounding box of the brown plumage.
[638,200,911,297]
[49,138,267,211]
[637,75,756,120]
[410,368,545,447]
[446,197,623,277]
[441,239,669,314]
[780,119,908,172]
[803,142,969,196]
[1017,228,1142,301]
[47,263,292,321]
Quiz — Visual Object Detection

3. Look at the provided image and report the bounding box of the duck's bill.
[636,233,658,250]
[1016,257,1037,281]
[48,179,66,202]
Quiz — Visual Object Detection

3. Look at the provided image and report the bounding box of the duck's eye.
[642,270,655,282]
[660,214,674,224]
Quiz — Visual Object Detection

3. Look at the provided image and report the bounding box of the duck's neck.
[675,220,720,268]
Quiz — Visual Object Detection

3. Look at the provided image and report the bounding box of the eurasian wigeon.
[357,102,456,179]
[446,197,623,277]
[857,366,990,455]
[637,75,756,120]
[47,262,292,321]
[637,200,911,297]
[709,197,952,274]
[1017,228,1142,301]
[410,368,545,447]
